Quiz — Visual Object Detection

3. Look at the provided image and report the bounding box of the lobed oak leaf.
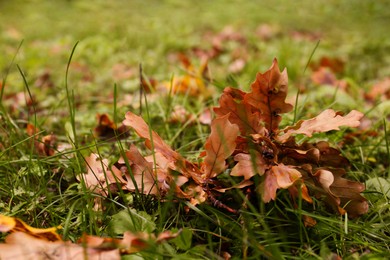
[244,58,293,132]
[259,164,302,203]
[202,114,239,178]
[230,151,268,180]
[277,109,364,143]
[123,112,182,167]
[280,147,320,165]
[309,168,368,217]
[328,169,368,218]
[214,87,265,135]
[123,111,202,184]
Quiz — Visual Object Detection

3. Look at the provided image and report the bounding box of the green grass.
[1,0,390,259]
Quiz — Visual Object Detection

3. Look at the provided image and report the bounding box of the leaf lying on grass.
[277,109,364,142]
[0,214,179,259]
[82,59,368,218]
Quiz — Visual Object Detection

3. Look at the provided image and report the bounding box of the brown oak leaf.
[0,232,120,260]
[230,151,268,180]
[123,111,203,184]
[214,87,265,135]
[277,109,364,143]
[306,168,368,217]
[244,58,293,133]
[259,164,302,203]
[201,114,239,178]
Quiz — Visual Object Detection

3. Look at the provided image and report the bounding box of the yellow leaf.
[0,214,62,242]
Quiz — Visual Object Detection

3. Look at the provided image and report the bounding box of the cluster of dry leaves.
[0,214,178,259]
[82,59,368,219]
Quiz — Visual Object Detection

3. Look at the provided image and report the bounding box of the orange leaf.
[0,214,61,242]
[123,112,182,166]
[230,151,268,180]
[259,164,302,203]
[244,58,293,132]
[202,114,239,178]
[123,111,202,183]
[214,87,265,135]
[277,109,364,142]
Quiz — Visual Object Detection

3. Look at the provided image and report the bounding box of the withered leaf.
[230,151,268,180]
[94,113,129,140]
[123,112,182,166]
[0,214,61,242]
[123,111,202,183]
[0,232,120,260]
[122,145,159,195]
[277,109,364,142]
[79,230,180,255]
[310,169,368,217]
[202,114,239,178]
[244,58,293,132]
[78,153,127,196]
[214,87,265,135]
[162,56,210,97]
[259,164,302,203]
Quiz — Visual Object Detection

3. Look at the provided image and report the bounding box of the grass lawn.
[0,0,389,259]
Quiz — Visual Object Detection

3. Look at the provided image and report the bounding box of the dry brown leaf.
[214,87,266,135]
[78,153,127,196]
[365,77,390,102]
[244,58,293,132]
[302,215,317,227]
[213,180,254,193]
[94,113,129,140]
[122,111,202,184]
[122,145,159,195]
[310,56,345,73]
[123,112,183,166]
[306,168,368,217]
[26,124,57,156]
[202,114,239,179]
[310,67,348,90]
[0,232,120,260]
[230,151,268,180]
[259,164,302,203]
[79,230,179,254]
[277,109,364,142]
